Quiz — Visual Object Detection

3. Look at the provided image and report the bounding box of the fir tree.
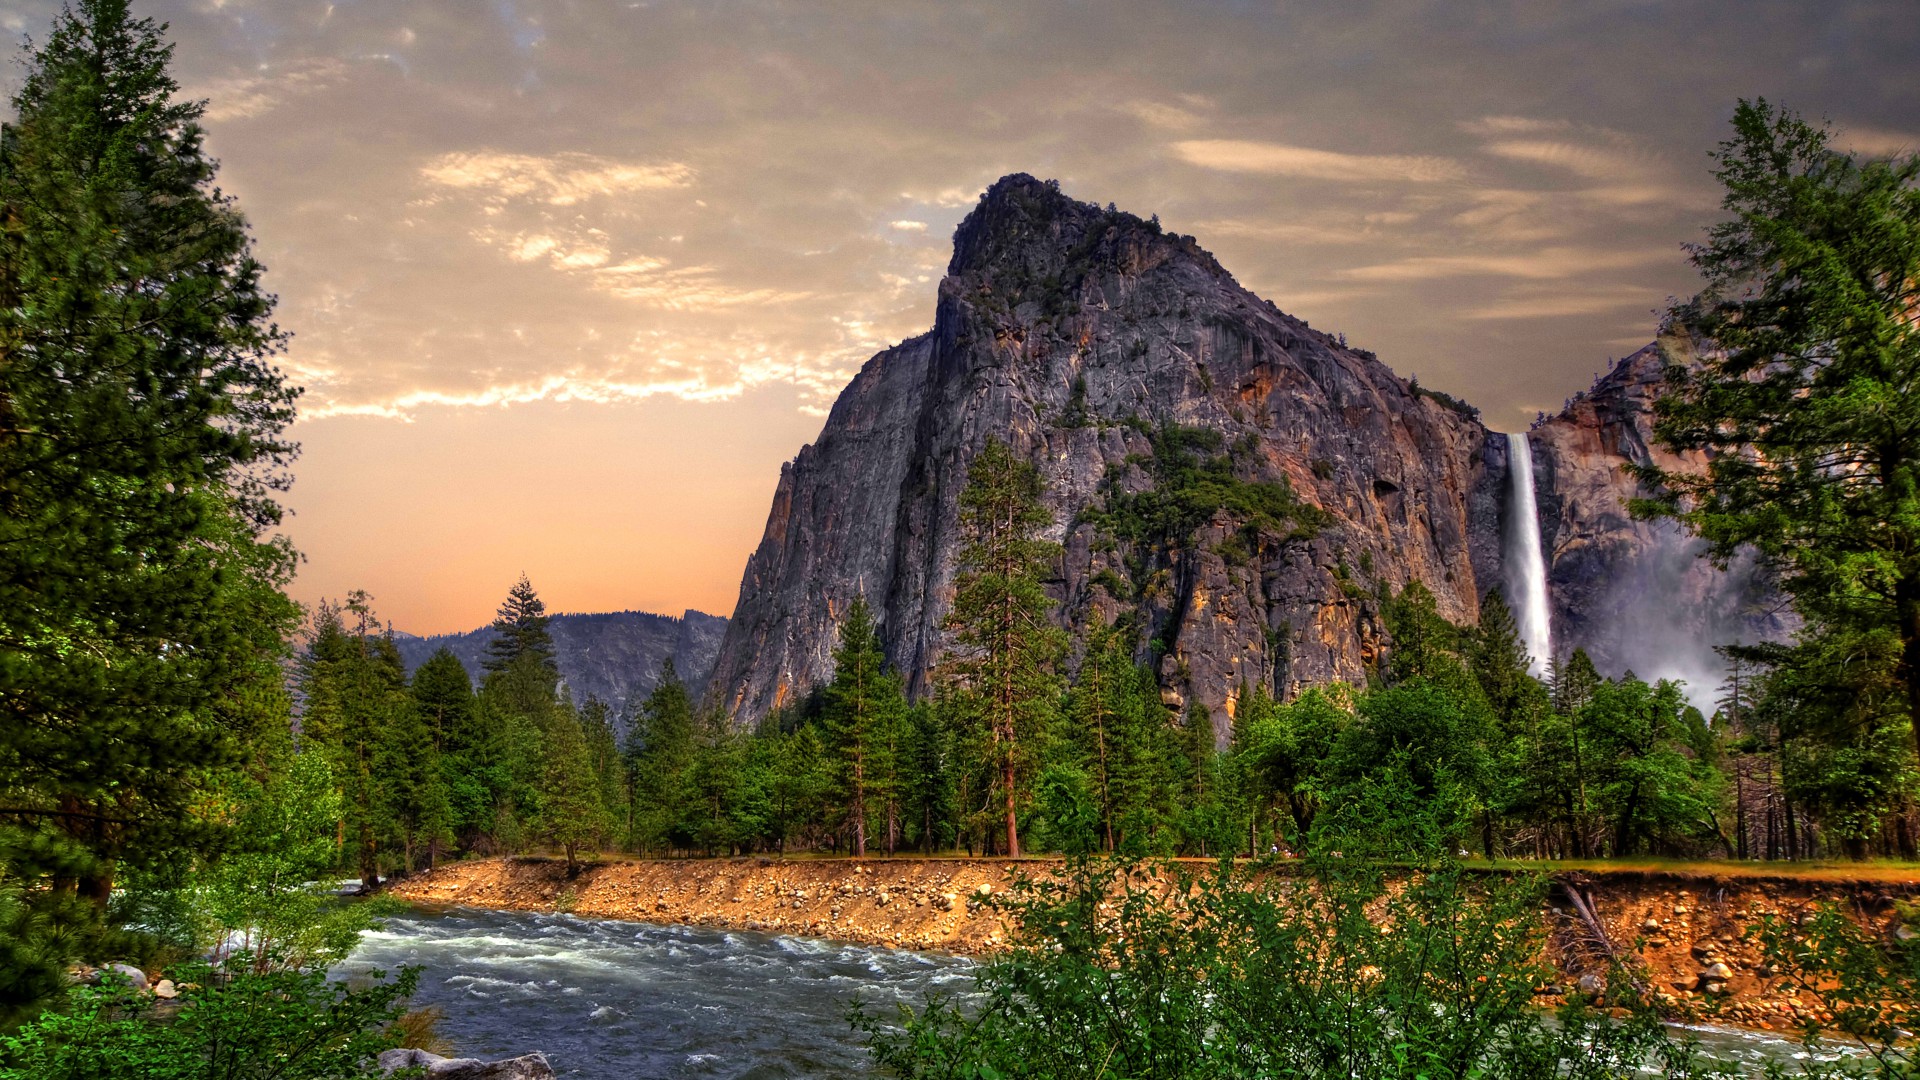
[1637,100,1920,756]
[298,594,410,888]
[0,0,299,1005]
[533,706,609,873]
[484,574,557,679]
[943,439,1065,858]
[624,660,696,854]
[822,598,907,857]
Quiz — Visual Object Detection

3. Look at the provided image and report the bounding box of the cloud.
[1481,139,1624,181]
[1338,247,1670,282]
[420,151,694,205]
[888,219,929,231]
[1170,139,1465,183]
[1838,125,1920,157]
[1458,116,1575,137]
[1461,286,1662,320]
[191,59,348,122]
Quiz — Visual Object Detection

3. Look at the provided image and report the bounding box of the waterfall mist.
[1503,432,1554,676]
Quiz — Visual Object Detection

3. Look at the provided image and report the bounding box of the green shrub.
[0,962,418,1079]
[861,856,1716,1079]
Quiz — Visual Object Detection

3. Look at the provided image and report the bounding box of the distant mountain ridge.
[394,608,727,724]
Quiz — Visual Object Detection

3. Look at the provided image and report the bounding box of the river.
[345,906,974,1078]
[344,906,1856,1078]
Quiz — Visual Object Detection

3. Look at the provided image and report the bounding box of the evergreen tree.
[533,706,610,873]
[624,660,697,854]
[900,702,957,853]
[411,649,486,853]
[484,574,557,679]
[0,0,300,1007]
[577,697,628,838]
[375,693,451,874]
[1638,99,1920,756]
[298,594,410,888]
[822,598,907,857]
[943,439,1065,858]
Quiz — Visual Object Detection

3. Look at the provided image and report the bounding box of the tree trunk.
[1902,581,1920,764]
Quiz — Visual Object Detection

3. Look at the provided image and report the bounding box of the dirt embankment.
[390,857,1920,1032]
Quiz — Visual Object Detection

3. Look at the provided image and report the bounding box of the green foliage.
[483,574,557,679]
[0,0,300,1015]
[862,857,1708,1079]
[195,749,384,974]
[1638,99,1920,757]
[533,707,612,872]
[297,595,414,887]
[1744,904,1920,1078]
[0,963,417,1079]
[624,661,698,854]
[1094,422,1327,551]
[945,439,1067,858]
[823,599,910,856]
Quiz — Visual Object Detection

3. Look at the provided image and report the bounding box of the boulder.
[1701,961,1735,981]
[377,1048,555,1078]
[104,963,148,990]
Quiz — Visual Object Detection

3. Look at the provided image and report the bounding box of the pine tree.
[298,594,410,888]
[533,706,610,873]
[0,0,300,1002]
[411,650,484,853]
[1636,100,1920,756]
[822,598,907,857]
[484,574,557,679]
[624,660,696,854]
[376,693,452,874]
[577,697,628,836]
[943,439,1065,858]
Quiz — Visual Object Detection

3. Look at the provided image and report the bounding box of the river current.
[345,907,975,1078]
[344,906,1851,1078]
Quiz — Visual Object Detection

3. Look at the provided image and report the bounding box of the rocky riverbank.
[389,856,1920,1033]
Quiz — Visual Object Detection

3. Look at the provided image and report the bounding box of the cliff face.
[395,609,727,725]
[1528,340,1793,695]
[712,175,1504,739]
[709,176,1782,734]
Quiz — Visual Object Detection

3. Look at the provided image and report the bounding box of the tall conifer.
[943,439,1064,858]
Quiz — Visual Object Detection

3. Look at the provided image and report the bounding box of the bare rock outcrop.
[707,175,1782,734]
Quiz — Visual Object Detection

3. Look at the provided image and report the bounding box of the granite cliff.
[396,609,727,725]
[708,175,1779,736]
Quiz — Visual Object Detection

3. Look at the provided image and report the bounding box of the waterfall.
[1504,432,1553,676]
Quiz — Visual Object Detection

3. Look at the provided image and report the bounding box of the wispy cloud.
[191,59,348,122]
[1838,125,1920,157]
[420,151,694,205]
[1339,247,1670,282]
[1171,139,1465,183]
[1462,286,1663,320]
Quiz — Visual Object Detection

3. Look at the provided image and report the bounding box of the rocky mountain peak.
[705,177,1782,731]
[946,173,1230,292]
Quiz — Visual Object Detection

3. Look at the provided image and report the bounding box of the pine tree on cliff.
[943,439,1065,858]
[0,0,300,1007]
[484,574,557,678]
[1637,99,1920,757]
[822,598,907,857]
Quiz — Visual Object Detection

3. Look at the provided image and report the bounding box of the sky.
[3,0,1915,634]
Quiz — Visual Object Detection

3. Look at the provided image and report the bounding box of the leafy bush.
[0,962,418,1080]
[862,856,1717,1079]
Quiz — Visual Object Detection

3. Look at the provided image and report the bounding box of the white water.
[1504,432,1553,676]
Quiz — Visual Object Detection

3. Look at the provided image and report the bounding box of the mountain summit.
[707,175,1780,733]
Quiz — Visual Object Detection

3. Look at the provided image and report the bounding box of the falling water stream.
[1505,432,1554,675]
